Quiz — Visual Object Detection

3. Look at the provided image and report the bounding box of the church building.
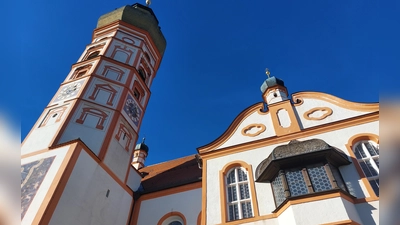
[21,3,379,225]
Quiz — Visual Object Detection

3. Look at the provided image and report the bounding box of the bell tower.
[260,69,301,136]
[21,3,166,225]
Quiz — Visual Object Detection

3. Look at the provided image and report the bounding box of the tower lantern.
[132,138,149,169]
[260,68,288,104]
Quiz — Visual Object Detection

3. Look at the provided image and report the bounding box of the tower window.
[144,52,151,62]
[138,68,146,82]
[133,88,141,101]
[86,51,100,60]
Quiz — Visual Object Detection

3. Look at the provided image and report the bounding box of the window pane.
[360,160,378,177]
[365,142,379,156]
[374,158,380,168]
[369,179,379,197]
[307,164,332,192]
[286,169,308,196]
[228,205,234,221]
[227,171,236,184]
[241,202,252,218]
[239,184,250,199]
[238,169,248,182]
[272,175,286,206]
[227,186,233,202]
[355,145,367,159]
[232,186,237,201]
[359,161,373,177]
[233,204,239,220]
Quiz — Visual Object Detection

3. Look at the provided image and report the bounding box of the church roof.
[138,154,202,194]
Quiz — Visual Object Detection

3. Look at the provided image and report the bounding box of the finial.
[142,137,146,143]
[146,0,151,7]
[265,68,271,78]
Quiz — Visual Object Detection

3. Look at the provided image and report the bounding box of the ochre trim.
[292,92,379,112]
[219,161,259,223]
[200,112,378,159]
[345,133,379,201]
[130,197,141,225]
[201,159,207,225]
[320,219,361,225]
[197,211,201,225]
[157,211,187,225]
[303,107,333,121]
[241,124,266,137]
[268,100,301,136]
[139,182,201,201]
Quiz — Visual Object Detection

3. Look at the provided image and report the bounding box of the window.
[157,212,186,225]
[353,140,379,196]
[271,163,346,207]
[133,88,141,101]
[168,222,182,225]
[225,167,253,221]
[256,139,352,209]
[138,68,146,82]
[86,51,100,60]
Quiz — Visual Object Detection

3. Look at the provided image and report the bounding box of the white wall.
[205,121,378,224]
[22,104,72,155]
[58,102,113,156]
[218,110,276,150]
[136,188,201,225]
[49,149,133,225]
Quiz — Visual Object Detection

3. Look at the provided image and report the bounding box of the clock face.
[124,95,141,125]
[56,82,82,101]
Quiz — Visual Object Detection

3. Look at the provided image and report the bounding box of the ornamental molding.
[241,124,266,137]
[303,107,333,121]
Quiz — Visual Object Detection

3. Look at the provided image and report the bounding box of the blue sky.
[8,0,399,165]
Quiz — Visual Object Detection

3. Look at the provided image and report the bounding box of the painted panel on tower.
[106,40,138,66]
[21,156,56,219]
[96,60,131,84]
[58,103,112,155]
[84,78,122,109]
[103,118,136,181]
[115,31,141,47]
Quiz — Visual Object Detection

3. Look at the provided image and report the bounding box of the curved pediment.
[292,92,378,112]
[197,91,379,155]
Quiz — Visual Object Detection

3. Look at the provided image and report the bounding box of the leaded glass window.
[307,164,332,192]
[354,140,379,196]
[271,175,286,206]
[271,163,349,208]
[285,169,308,196]
[226,167,253,221]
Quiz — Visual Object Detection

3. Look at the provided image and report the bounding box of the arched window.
[353,140,379,196]
[138,68,146,82]
[86,51,100,60]
[168,222,182,225]
[157,212,186,225]
[225,167,253,221]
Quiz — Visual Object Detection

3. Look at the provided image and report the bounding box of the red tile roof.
[138,154,202,194]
